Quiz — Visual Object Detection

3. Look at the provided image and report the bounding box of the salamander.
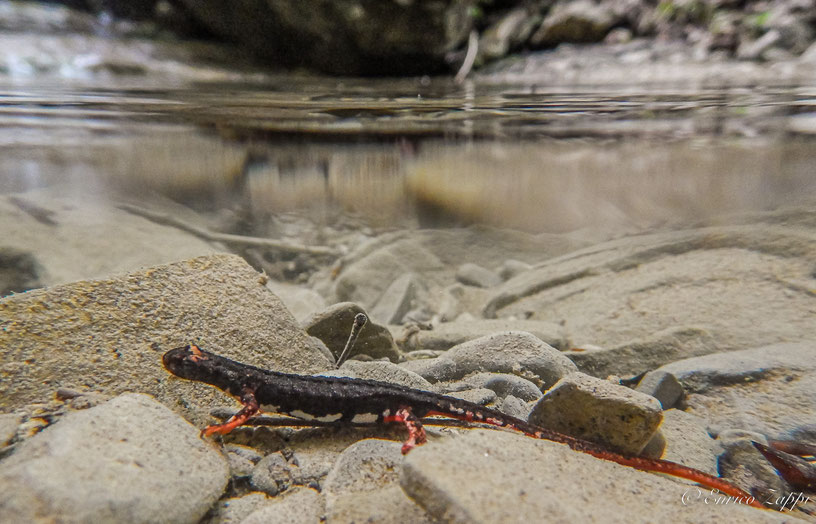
[163,344,765,509]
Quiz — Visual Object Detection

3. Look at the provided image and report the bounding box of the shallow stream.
[3,77,816,237]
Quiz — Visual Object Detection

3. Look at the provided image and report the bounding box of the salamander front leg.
[201,387,260,437]
[384,407,427,454]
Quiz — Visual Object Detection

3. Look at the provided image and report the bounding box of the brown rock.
[529,372,662,455]
[0,254,331,425]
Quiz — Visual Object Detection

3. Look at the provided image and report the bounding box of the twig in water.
[117,203,339,257]
[336,313,367,367]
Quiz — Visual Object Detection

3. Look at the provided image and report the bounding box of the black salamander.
[162,344,764,509]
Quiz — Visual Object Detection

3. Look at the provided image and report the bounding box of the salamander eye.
[188,344,207,362]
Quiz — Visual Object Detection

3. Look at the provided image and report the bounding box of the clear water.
[2,77,816,234]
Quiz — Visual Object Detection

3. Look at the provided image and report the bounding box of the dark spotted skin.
[162,344,765,509]
[162,344,524,424]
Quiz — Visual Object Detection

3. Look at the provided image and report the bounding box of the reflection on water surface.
[2,78,815,235]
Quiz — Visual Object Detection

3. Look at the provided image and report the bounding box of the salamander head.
[163,344,223,382]
[162,344,257,396]
[163,343,203,368]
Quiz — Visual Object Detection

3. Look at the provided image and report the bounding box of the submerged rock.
[401,429,782,523]
[327,360,432,390]
[207,493,274,524]
[241,487,325,524]
[369,272,420,325]
[657,342,816,439]
[438,372,543,403]
[0,191,221,289]
[225,444,261,480]
[658,410,720,476]
[528,372,662,455]
[0,413,21,448]
[566,326,718,378]
[635,369,685,410]
[718,430,790,502]
[455,262,501,288]
[404,318,567,352]
[402,331,577,389]
[251,453,293,497]
[485,225,816,378]
[302,302,401,362]
[323,439,430,523]
[0,247,42,297]
[265,279,327,322]
[321,227,580,317]
[0,393,228,523]
[498,394,531,420]
[0,254,331,425]
[497,258,532,281]
[443,387,497,406]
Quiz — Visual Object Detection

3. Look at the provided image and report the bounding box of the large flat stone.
[401,429,786,523]
[0,254,332,424]
[0,393,228,523]
[484,225,816,376]
[657,342,816,438]
[0,190,221,290]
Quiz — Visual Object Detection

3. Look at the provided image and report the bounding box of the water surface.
[2,77,815,234]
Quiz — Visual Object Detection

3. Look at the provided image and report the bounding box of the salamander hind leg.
[383,407,427,454]
[201,387,260,437]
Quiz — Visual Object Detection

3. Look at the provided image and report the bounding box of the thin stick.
[336,313,367,367]
[117,203,339,257]
[455,30,478,84]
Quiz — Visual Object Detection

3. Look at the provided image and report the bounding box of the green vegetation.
[746,11,772,30]
[656,0,713,24]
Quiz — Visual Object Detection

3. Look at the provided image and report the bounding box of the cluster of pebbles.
[2,194,816,522]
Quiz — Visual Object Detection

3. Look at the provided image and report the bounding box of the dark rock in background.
[302,302,401,362]
[88,0,159,21]
[529,0,618,48]
[36,0,213,37]
[0,248,42,298]
[30,0,816,75]
[177,0,476,75]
